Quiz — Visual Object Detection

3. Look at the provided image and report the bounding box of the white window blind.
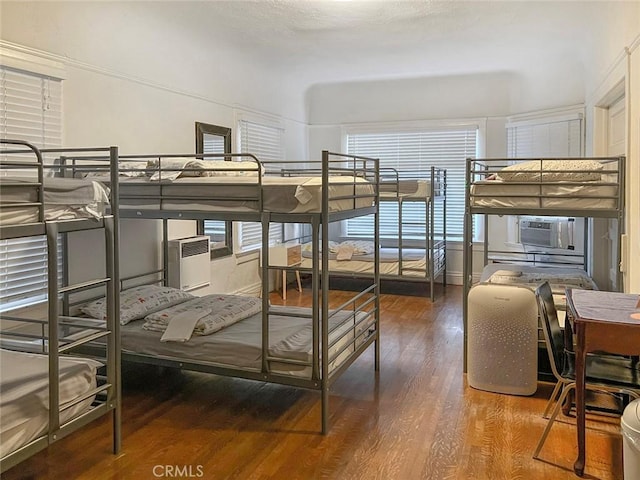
[202,135,227,242]
[346,128,477,240]
[0,66,63,312]
[507,117,583,158]
[236,119,284,252]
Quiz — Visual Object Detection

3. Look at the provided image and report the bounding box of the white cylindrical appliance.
[467,284,539,396]
[622,399,640,479]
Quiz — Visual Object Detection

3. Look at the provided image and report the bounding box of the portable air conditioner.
[519,217,574,250]
[167,236,210,291]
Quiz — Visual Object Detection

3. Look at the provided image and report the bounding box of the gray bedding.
[116,176,374,214]
[119,305,373,377]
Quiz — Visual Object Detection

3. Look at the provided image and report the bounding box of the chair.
[533,281,640,459]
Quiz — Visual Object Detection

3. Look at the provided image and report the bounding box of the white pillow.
[498,159,603,182]
[81,285,195,325]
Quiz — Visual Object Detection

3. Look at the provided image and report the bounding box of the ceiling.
[169,0,611,87]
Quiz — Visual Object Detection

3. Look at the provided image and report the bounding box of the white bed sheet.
[301,248,430,277]
[0,177,110,226]
[117,175,374,214]
[117,305,374,378]
[470,180,618,209]
[0,349,102,458]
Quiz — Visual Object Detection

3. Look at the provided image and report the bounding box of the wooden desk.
[566,288,640,477]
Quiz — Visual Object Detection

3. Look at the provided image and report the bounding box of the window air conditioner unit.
[519,217,574,250]
[167,236,211,291]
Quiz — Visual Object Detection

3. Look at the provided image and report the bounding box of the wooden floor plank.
[2,285,624,479]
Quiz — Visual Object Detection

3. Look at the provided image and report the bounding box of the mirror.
[195,122,233,259]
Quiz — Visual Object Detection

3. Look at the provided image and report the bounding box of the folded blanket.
[143,294,261,336]
[160,309,212,343]
[336,244,355,261]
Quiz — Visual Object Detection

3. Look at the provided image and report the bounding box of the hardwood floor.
[3,285,624,479]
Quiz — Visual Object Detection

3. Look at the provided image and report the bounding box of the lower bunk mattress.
[301,245,444,278]
[479,263,597,309]
[117,305,374,378]
[0,348,102,458]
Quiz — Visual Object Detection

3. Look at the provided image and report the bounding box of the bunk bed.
[68,150,380,434]
[462,156,625,383]
[298,167,447,301]
[0,140,121,473]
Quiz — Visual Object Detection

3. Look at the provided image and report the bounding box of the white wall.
[581,1,640,293]
[308,73,516,125]
[0,1,308,294]
[629,43,640,292]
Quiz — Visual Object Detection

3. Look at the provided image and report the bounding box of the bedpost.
[321,150,330,435]
[46,221,61,438]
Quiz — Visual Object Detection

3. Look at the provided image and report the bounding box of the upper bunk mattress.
[117,175,375,214]
[0,348,102,458]
[379,179,433,200]
[470,180,618,210]
[0,177,110,226]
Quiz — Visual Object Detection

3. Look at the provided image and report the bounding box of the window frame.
[195,121,234,259]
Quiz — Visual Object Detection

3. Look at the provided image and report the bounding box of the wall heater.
[167,236,210,291]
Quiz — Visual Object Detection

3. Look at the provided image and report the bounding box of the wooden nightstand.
[269,244,302,300]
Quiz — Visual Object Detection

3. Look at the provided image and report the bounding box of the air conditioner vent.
[182,239,209,258]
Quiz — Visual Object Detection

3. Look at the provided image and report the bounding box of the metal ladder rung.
[59,278,110,294]
[59,330,111,353]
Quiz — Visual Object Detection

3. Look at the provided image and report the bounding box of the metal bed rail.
[0,141,121,474]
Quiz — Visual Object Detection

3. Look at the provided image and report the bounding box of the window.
[345,126,478,240]
[235,116,285,252]
[196,122,233,259]
[1,65,63,312]
[506,110,583,158]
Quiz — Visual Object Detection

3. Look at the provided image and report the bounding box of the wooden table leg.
[574,323,586,477]
[295,271,302,292]
[282,270,287,301]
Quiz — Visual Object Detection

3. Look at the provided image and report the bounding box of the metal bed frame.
[0,140,121,473]
[302,166,447,301]
[67,149,381,434]
[462,155,626,372]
